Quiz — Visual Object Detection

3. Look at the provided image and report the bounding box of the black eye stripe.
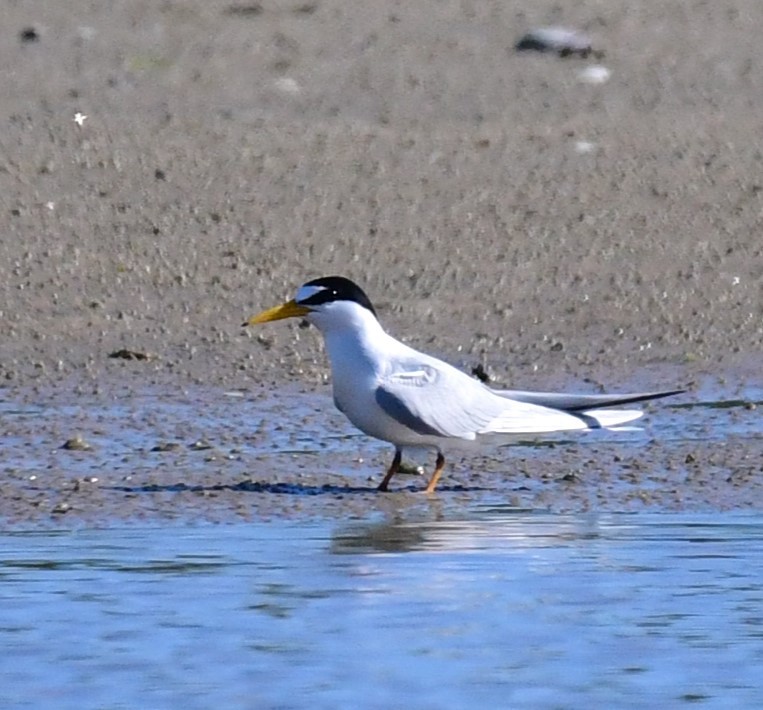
[298,276,377,317]
[300,289,339,306]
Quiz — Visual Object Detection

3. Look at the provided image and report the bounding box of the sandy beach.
[1,1,761,523]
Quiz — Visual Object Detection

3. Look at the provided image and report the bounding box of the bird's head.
[244,276,378,334]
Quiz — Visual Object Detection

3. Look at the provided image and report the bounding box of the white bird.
[245,276,683,493]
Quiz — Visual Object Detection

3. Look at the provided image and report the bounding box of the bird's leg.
[377,449,402,491]
[424,452,446,493]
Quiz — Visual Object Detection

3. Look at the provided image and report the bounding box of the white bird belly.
[332,374,435,446]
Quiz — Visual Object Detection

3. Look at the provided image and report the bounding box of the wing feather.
[495,388,685,412]
[375,363,505,439]
[374,359,681,438]
[374,361,599,439]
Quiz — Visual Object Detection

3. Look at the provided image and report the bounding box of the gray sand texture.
[1,2,762,521]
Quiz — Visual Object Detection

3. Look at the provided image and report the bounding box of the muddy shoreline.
[1,373,761,526]
[1,2,762,524]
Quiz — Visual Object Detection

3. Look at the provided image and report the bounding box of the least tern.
[245,276,683,493]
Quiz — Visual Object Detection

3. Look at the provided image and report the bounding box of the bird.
[244,276,683,493]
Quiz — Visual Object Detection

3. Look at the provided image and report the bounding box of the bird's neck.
[321,311,389,374]
[322,311,384,347]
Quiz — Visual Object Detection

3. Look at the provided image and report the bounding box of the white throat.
[307,300,384,340]
[307,301,390,380]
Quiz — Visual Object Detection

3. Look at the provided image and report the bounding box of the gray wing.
[496,389,685,412]
[375,363,509,440]
[374,362,601,438]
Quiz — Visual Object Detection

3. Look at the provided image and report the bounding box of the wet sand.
[1,2,762,524]
[2,375,760,526]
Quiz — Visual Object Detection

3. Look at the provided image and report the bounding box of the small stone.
[578,65,611,84]
[190,440,213,451]
[397,462,425,476]
[20,27,40,43]
[108,348,152,361]
[61,436,92,451]
[515,27,597,58]
[574,140,596,154]
[152,442,181,452]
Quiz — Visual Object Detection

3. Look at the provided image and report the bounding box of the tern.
[245,276,683,493]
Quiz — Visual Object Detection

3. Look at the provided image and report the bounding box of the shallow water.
[0,378,762,522]
[3,379,761,480]
[1,379,762,706]
[2,512,763,709]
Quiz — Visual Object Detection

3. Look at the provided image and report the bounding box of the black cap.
[297,276,377,317]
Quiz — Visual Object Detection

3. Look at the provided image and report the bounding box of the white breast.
[323,329,435,447]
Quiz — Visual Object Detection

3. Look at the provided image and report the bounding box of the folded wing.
[375,362,680,439]
[494,388,685,411]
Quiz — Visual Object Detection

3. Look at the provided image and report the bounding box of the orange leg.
[377,449,402,491]
[424,452,446,493]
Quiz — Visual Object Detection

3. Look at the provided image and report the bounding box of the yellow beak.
[243,299,310,326]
